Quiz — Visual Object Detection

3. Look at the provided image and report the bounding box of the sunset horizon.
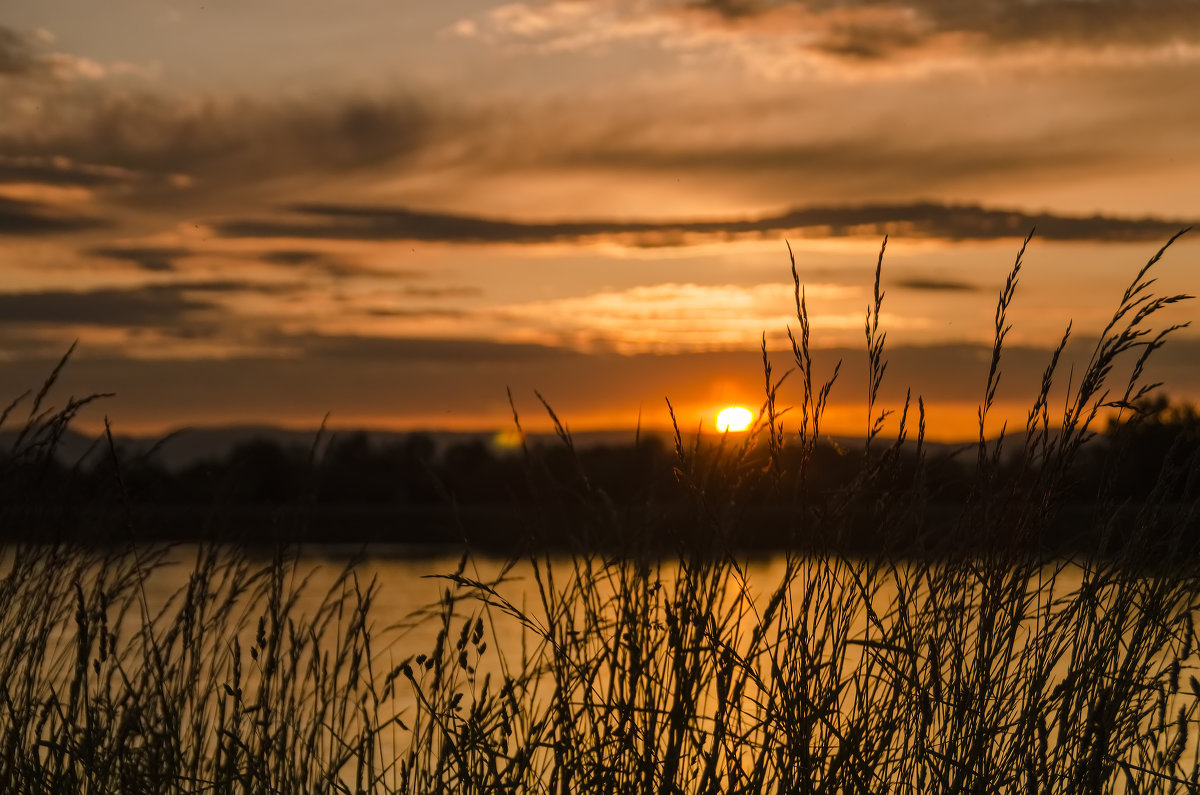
[2,1,1197,442]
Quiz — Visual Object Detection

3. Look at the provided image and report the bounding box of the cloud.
[895,278,981,292]
[1,17,1191,222]
[402,285,483,299]
[0,270,489,364]
[8,334,1200,438]
[365,307,468,319]
[455,0,1200,83]
[0,280,305,329]
[0,333,587,432]
[0,284,217,327]
[214,200,1193,247]
[0,155,145,188]
[0,195,110,235]
[260,250,328,266]
[807,12,942,62]
[491,281,849,353]
[86,245,194,272]
[915,1,1200,49]
[290,333,571,363]
[257,248,425,278]
[0,25,122,83]
[0,26,44,78]
[0,28,437,205]
[547,132,1122,201]
[0,91,436,196]
[686,0,1200,54]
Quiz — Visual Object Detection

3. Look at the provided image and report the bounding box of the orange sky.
[0,1,1198,442]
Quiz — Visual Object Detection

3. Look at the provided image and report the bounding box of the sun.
[715,406,755,433]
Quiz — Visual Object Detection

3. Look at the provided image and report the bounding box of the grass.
[1,232,1199,793]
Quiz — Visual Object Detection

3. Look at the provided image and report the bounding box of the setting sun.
[715,406,755,433]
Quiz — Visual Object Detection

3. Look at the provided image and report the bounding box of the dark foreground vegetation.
[3,386,1199,553]
[2,232,1200,793]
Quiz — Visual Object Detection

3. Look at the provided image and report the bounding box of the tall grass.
[2,233,1199,793]
[0,544,406,793]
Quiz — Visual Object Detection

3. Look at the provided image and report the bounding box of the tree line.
[1,396,1196,550]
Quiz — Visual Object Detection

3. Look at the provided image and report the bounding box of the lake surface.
[121,543,1103,692]
[130,544,808,667]
[9,541,1198,792]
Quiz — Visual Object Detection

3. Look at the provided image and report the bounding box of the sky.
[1,0,1198,441]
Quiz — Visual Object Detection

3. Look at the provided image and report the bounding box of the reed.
[1,232,1197,794]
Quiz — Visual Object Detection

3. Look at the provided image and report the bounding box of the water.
[7,542,1198,791]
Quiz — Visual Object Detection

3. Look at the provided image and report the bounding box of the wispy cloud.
[256,248,426,278]
[0,195,110,235]
[401,285,483,299]
[285,333,571,363]
[173,95,431,180]
[0,155,145,188]
[0,279,322,329]
[0,24,133,84]
[86,245,194,272]
[10,332,1200,437]
[0,284,218,327]
[895,278,981,293]
[453,0,1200,77]
[687,0,1200,51]
[214,201,1193,246]
[0,272,488,362]
[490,282,863,353]
[1,91,435,201]
[259,250,330,267]
[0,25,55,80]
[2,15,1194,233]
[365,307,468,319]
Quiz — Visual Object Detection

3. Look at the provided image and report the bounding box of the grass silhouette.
[1,232,1199,793]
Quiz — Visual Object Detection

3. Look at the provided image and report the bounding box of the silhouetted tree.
[1101,395,1200,501]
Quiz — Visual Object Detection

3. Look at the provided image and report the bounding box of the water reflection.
[5,543,1197,792]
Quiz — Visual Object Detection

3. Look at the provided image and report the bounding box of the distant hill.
[0,425,677,471]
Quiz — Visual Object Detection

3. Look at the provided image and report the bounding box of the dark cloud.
[0,280,302,328]
[86,245,194,272]
[938,0,1200,48]
[0,28,1177,214]
[895,278,981,292]
[0,26,42,78]
[402,285,483,299]
[689,0,1200,54]
[0,196,110,235]
[0,27,435,203]
[0,155,141,188]
[6,335,1200,437]
[0,334,581,432]
[1,92,435,195]
[287,334,571,363]
[260,250,326,266]
[257,248,426,278]
[558,134,1111,189]
[165,280,295,294]
[0,284,217,327]
[365,308,467,319]
[813,22,932,61]
[215,200,1193,246]
[689,0,762,18]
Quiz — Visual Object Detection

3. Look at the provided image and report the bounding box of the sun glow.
[715,405,754,433]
